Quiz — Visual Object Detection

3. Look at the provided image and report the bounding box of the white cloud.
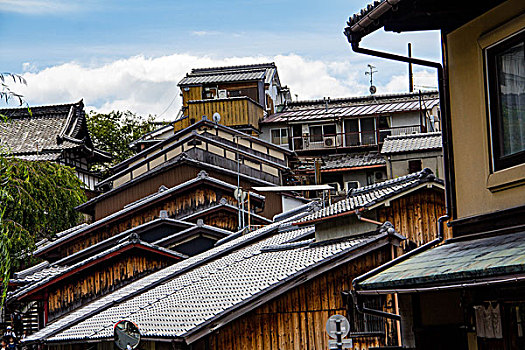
[0,0,82,14]
[16,53,438,121]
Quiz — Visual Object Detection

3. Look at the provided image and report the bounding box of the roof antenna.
[365,64,377,95]
[294,94,298,101]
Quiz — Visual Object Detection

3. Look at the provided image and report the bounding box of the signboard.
[329,339,353,349]
[325,314,350,339]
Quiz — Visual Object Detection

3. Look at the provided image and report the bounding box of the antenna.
[365,64,377,95]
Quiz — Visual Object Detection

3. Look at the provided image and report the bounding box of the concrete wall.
[386,151,444,179]
[446,0,525,219]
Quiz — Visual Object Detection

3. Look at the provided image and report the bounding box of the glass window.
[270,128,288,146]
[360,118,376,145]
[486,30,525,170]
[309,126,323,142]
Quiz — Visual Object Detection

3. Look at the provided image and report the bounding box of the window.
[486,30,525,171]
[309,124,336,142]
[408,159,422,173]
[270,128,288,146]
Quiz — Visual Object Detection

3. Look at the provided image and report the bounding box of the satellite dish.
[212,112,221,123]
[369,85,377,95]
[114,320,141,350]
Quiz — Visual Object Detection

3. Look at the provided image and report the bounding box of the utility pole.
[408,43,414,92]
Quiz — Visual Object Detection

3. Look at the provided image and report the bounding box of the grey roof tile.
[24,204,320,343]
[263,91,439,123]
[381,132,442,154]
[296,168,443,224]
[179,63,276,86]
[0,101,87,157]
[41,225,391,342]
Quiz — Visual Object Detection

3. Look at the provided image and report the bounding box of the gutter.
[345,28,456,334]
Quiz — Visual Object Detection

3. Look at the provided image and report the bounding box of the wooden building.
[0,101,111,193]
[175,63,292,135]
[22,168,449,349]
[84,118,294,221]
[347,0,525,349]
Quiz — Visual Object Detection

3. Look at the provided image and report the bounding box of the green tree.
[0,156,86,287]
[87,110,160,168]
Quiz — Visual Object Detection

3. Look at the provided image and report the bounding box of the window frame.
[270,127,289,146]
[485,28,525,171]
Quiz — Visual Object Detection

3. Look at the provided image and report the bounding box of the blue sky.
[0,0,442,118]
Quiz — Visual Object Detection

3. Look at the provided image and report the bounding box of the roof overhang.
[355,230,525,294]
[345,0,509,44]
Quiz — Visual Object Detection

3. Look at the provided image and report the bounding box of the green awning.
[358,231,525,291]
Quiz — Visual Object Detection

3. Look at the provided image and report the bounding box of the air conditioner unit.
[218,89,227,99]
[345,181,360,191]
[323,136,336,147]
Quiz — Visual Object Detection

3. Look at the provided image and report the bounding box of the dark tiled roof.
[30,219,400,343]
[322,152,385,170]
[23,203,320,343]
[0,101,86,154]
[296,168,443,224]
[0,101,110,162]
[263,91,439,123]
[381,132,442,154]
[10,264,69,285]
[359,230,525,291]
[10,235,186,302]
[179,63,277,86]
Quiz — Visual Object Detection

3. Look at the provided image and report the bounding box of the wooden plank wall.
[201,246,395,350]
[93,165,282,222]
[47,254,169,321]
[59,189,238,258]
[187,97,264,131]
[377,187,451,253]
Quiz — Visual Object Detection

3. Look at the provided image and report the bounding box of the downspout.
[346,36,453,330]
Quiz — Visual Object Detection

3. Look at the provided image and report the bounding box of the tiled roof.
[0,101,86,157]
[30,219,400,343]
[381,132,442,154]
[295,152,385,172]
[0,101,111,162]
[359,230,525,291]
[23,203,320,343]
[11,264,69,285]
[179,63,276,86]
[296,168,443,224]
[262,91,439,123]
[10,235,186,302]
[38,172,259,257]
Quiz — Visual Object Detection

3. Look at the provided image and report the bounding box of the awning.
[356,230,525,293]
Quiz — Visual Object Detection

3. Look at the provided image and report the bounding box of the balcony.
[174,97,265,133]
[290,125,422,151]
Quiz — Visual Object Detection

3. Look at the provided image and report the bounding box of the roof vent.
[159,210,169,219]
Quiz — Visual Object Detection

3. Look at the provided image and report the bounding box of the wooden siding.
[93,165,282,222]
[54,188,239,260]
[181,86,202,107]
[173,97,264,133]
[377,187,451,252]
[46,253,171,321]
[200,246,396,350]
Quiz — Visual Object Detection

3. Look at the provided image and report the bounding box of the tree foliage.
[0,155,86,304]
[87,110,159,168]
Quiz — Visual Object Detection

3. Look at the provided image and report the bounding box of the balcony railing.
[290,125,422,151]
